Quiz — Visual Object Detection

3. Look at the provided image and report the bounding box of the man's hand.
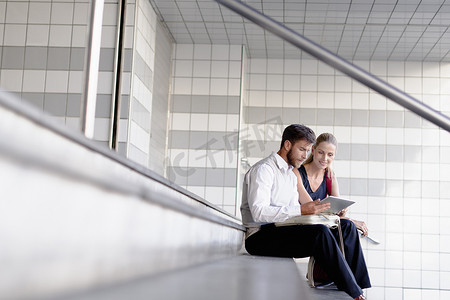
[301,200,331,215]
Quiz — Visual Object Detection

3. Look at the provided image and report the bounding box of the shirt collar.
[273,152,293,172]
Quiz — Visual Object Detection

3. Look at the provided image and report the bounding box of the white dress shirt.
[241,152,301,238]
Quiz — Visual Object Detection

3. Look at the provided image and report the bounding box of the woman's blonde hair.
[302,133,338,178]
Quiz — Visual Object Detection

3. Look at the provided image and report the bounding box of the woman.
[294,133,371,297]
[297,132,368,235]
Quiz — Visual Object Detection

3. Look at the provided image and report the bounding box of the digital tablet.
[320,196,355,214]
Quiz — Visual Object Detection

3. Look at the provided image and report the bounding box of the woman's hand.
[352,219,369,236]
[336,208,348,217]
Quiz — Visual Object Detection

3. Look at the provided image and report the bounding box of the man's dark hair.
[280,124,316,149]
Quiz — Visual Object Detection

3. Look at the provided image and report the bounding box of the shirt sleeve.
[246,164,301,223]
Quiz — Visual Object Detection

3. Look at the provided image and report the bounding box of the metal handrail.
[215,0,450,133]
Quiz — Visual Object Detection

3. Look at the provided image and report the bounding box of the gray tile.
[368,179,386,196]
[266,108,282,123]
[316,108,334,125]
[172,95,191,113]
[263,141,280,157]
[205,131,228,150]
[223,131,239,150]
[117,142,127,157]
[70,47,85,70]
[189,131,208,149]
[351,110,369,126]
[369,144,385,161]
[123,49,133,72]
[246,107,266,123]
[188,167,206,186]
[386,111,404,127]
[205,168,224,186]
[99,48,115,71]
[386,145,403,162]
[337,143,350,160]
[369,110,386,127]
[210,96,228,113]
[44,93,67,116]
[191,96,210,113]
[96,94,112,118]
[0,47,2,66]
[299,108,316,124]
[24,47,47,69]
[338,177,350,195]
[120,95,129,119]
[2,46,25,69]
[169,130,190,149]
[47,47,70,70]
[404,145,422,162]
[224,168,237,187]
[334,109,351,126]
[350,178,367,196]
[404,111,422,128]
[22,93,44,110]
[131,97,150,132]
[282,108,300,124]
[67,93,81,117]
[167,166,188,185]
[227,96,240,114]
[351,144,369,161]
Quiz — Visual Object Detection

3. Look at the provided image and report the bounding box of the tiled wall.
[167,44,242,215]
[0,0,131,149]
[242,57,450,299]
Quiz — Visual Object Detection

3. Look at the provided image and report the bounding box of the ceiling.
[148,0,450,62]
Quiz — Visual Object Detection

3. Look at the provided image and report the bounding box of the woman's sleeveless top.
[298,165,327,200]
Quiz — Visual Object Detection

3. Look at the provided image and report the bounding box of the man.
[241,124,368,300]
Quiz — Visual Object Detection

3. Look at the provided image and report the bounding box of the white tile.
[248,90,266,106]
[423,62,440,77]
[267,59,284,74]
[383,287,403,300]
[93,118,111,142]
[385,162,403,180]
[174,77,192,94]
[51,3,74,24]
[440,235,450,253]
[97,71,114,95]
[299,91,317,108]
[367,249,385,268]
[0,70,23,92]
[68,71,83,94]
[4,24,26,46]
[350,161,367,178]
[224,150,237,168]
[421,252,440,271]
[188,149,207,168]
[267,74,283,91]
[388,61,405,76]
[352,81,369,93]
[229,61,241,78]
[208,114,227,131]
[284,59,300,74]
[388,76,405,90]
[440,78,450,94]
[211,45,229,60]
[334,92,352,109]
[300,75,317,92]
[71,25,87,47]
[44,71,68,93]
[333,126,351,143]
[189,113,208,131]
[229,45,242,61]
[176,44,194,60]
[283,91,300,107]
[335,76,351,92]
[186,186,205,198]
[6,2,28,23]
[266,91,282,107]
[403,288,421,300]
[206,150,225,168]
[351,127,369,143]
[192,60,210,77]
[26,25,50,46]
[223,187,236,205]
[386,128,404,145]
[385,250,403,269]
[205,187,224,205]
[405,62,423,77]
[175,60,193,77]
[226,115,239,132]
[228,78,241,96]
[422,234,439,252]
[404,77,422,94]
[351,92,369,109]
[211,78,228,96]
[283,74,300,91]
[0,2,5,23]
[49,25,72,47]
[118,119,128,142]
[211,61,229,78]
[250,58,267,74]
[301,60,318,74]
[384,269,403,287]
[22,70,45,93]
[368,268,385,286]
[404,251,421,270]
[370,61,387,76]
[423,77,440,94]
[317,75,334,92]
[317,92,333,109]
[73,3,89,25]
[249,74,266,90]
[171,113,190,131]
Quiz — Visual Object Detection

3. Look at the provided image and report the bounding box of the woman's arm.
[293,168,313,205]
